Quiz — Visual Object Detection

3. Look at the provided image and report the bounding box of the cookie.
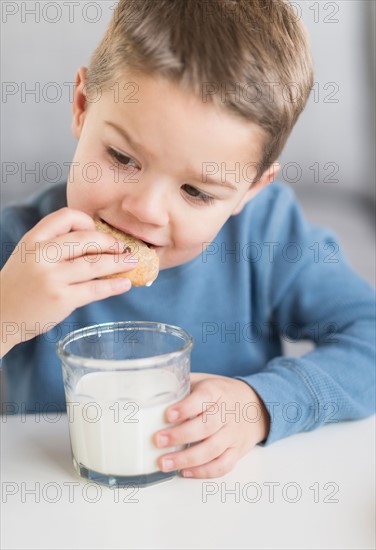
[94,218,159,287]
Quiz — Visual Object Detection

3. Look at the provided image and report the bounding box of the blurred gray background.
[1,0,375,317]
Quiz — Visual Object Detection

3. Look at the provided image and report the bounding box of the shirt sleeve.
[235,185,376,446]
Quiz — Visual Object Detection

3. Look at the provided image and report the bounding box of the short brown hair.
[86,0,314,177]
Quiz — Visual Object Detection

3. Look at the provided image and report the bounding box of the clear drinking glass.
[57,321,193,488]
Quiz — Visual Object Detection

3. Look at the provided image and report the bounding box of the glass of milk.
[57,321,193,488]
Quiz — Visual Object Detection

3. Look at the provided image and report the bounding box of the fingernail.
[113,277,131,289]
[167,409,179,422]
[157,434,169,447]
[162,458,175,471]
[183,470,193,477]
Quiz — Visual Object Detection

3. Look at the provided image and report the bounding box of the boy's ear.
[231,162,281,216]
[71,67,89,140]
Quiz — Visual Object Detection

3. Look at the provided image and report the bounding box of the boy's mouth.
[99,218,158,249]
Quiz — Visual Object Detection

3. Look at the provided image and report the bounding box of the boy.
[1,0,375,479]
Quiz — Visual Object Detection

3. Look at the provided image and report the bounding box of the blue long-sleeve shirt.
[1,181,375,445]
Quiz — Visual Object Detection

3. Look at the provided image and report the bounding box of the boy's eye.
[107,147,138,169]
[182,184,215,205]
[107,148,215,206]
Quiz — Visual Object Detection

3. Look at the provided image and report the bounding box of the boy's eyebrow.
[104,120,238,191]
[105,120,153,158]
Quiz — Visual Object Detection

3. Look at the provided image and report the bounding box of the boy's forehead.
[95,71,265,167]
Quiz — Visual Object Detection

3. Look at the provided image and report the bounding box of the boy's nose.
[120,179,169,227]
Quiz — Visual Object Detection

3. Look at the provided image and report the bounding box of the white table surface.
[1,413,375,550]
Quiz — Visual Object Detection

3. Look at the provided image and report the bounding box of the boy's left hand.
[153,373,270,479]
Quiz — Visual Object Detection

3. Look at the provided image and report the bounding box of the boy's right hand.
[1,207,137,357]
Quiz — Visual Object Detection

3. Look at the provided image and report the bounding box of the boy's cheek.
[66,192,102,218]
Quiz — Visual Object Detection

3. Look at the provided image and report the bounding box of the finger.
[27,207,96,242]
[190,373,220,383]
[157,425,229,473]
[59,252,138,283]
[45,231,130,262]
[181,447,239,479]
[165,382,222,423]
[154,406,224,448]
[68,276,132,308]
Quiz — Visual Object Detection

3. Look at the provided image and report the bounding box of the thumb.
[190,372,219,385]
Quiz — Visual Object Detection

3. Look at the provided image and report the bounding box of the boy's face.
[68,68,279,270]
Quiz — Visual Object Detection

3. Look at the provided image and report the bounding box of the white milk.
[66,369,188,476]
